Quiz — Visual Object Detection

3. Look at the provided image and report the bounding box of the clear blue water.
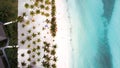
[67,0,120,68]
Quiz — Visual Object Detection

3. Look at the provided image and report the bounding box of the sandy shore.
[55,0,72,68]
[18,0,71,68]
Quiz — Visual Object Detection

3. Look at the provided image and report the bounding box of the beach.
[18,0,72,68]
[55,0,72,68]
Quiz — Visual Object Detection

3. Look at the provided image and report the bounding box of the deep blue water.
[67,0,120,68]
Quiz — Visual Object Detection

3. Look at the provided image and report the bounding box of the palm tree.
[30,11,35,16]
[36,10,40,14]
[40,4,45,9]
[37,52,40,56]
[30,5,34,9]
[27,50,31,54]
[40,0,43,3]
[52,63,56,68]
[21,62,26,66]
[22,24,26,28]
[24,3,29,8]
[22,12,26,16]
[36,45,40,50]
[26,36,31,41]
[51,49,56,55]
[32,61,36,65]
[26,21,30,25]
[17,16,24,22]
[32,41,36,44]
[52,45,57,49]
[53,56,57,62]
[27,44,31,48]
[20,40,25,45]
[37,58,40,62]
[32,55,35,58]
[45,6,49,10]
[43,54,51,61]
[21,33,25,36]
[27,58,31,61]
[32,48,36,52]
[42,60,50,68]
[21,53,25,57]
[43,46,50,52]
[45,13,50,17]
[37,39,41,42]
[32,33,37,37]
[43,41,50,47]
[34,2,39,7]
[45,19,50,23]
[28,30,31,33]
[45,0,51,5]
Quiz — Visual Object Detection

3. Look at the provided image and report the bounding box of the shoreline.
[56,0,72,68]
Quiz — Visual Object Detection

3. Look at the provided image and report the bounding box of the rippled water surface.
[67,0,120,68]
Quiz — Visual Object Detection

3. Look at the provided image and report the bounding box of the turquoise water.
[67,0,120,68]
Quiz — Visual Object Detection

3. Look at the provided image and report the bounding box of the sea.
[66,0,120,68]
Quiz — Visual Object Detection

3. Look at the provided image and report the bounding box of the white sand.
[55,0,72,68]
[18,0,71,68]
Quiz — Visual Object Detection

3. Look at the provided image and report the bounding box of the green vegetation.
[32,61,36,65]
[40,4,45,9]
[30,11,35,16]
[50,0,57,37]
[40,0,44,3]
[22,12,26,16]
[52,64,56,68]
[26,21,30,25]
[42,60,50,68]
[37,58,40,62]
[32,33,37,38]
[32,41,36,44]
[25,3,29,8]
[32,55,35,58]
[51,49,56,55]
[38,32,40,35]
[21,53,25,57]
[45,13,50,17]
[37,39,41,42]
[21,33,25,36]
[34,2,39,7]
[28,30,31,33]
[27,58,31,61]
[11,0,58,67]
[45,0,51,5]
[30,5,34,9]
[52,45,57,49]
[27,44,31,48]
[5,48,18,68]
[0,0,18,23]
[45,6,50,10]
[32,48,36,52]
[20,40,26,45]
[45,19,50,23]
[22,24,26,28]
[17,16,24,22]
[36,10,40,14]
[26,36,32,41]
[21,62,26,66]
[37,52,40,55]
[53,56,57,62]
[36,46,40,50]
[27,50,31,54]
[0,1,18,68]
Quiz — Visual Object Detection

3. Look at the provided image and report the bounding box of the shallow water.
[67,0,120,68]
